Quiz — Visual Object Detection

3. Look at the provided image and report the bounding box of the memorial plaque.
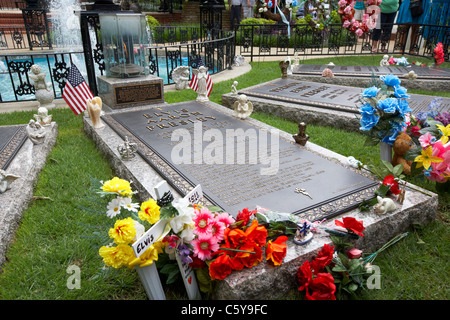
[102,102,378,221]
[0,125,28,170]
[293,64,450,80]
[240,79,450,115]
[115,83,163,106]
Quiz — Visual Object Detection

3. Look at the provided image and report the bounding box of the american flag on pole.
[189,57,213,97]
[62,64,94,115]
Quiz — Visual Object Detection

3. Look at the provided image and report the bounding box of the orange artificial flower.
[266,236,288,266]
[209,254,233,280]
[245,219,268,247]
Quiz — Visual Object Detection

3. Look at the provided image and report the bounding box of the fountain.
[49,0,83,50]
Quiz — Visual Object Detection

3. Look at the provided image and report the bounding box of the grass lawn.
[0,55,448,300]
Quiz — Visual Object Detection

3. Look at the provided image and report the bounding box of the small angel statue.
[231,81,238,95]
[86,96,105,129]
[29,64,51,91]
[0,169,20,194]
[172,66,190,90]
[33,107,53,126]
[380,54,390,66]
[233,94,253,119]
[26,119,46,144]
[192,65,210,101]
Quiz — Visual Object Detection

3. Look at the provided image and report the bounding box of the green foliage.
[240,17,276,25]
[146,15,160,28]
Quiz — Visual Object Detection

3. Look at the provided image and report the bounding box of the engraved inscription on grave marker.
[102,102,378,221]
[114,83,163,106]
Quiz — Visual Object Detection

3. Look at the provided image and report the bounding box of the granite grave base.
[97,74,165,110]
[83,100,438,299]
[222,78,449,133]
[0,123,58,268]
[291,64,450,92]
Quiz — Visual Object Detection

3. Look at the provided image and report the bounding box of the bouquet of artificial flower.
[359,74,412,146]
[434,43,445,66]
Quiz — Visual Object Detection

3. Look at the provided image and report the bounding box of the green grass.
[0,55,448,300]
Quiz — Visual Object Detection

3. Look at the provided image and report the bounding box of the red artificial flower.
[265,236,288,266]
[235,242,263,268]
[311,244,335,274]
[434,43,444,66]
[383,175,401,195]
[410,125,421,137]
[209,254,234,280]
[189,256,206,269]
[226,228,247,247]
[296,260,313,292]
[335,217,365,237]
[305,273,336,300]
[236,208,256,226]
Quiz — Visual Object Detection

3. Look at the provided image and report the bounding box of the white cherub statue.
[373,196,397,215]
[33,106,53,126]
[172,66,190,90]
[380,54,390,67]
[29,64,55,109]
[231,81,238,95]
[0,169,20,194]
[26,119,46,144]
[192,65,210,101]
[233,94,253,119]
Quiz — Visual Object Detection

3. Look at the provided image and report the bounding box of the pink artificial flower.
[193,207,214,236]
[362,14,369,23]
[355,28,364,37]
[338,0,347,7]
[344,6,352,14]
[343,19,352,28]
[163,235,180,248]
[419,132,436,148]
[209,217,226,242]
[192,234,219,261]
[216,212,235,227]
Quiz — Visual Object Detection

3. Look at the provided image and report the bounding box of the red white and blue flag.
[62,64,94,115]
[189,57,213,97]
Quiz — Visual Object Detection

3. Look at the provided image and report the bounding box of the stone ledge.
[0,122,58,268]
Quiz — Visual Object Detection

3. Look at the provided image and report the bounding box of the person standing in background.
[243,0,256,20]
[371,0,400,53]
[229,0,242,30]
[354,0,366,22]
[395,0,431,54]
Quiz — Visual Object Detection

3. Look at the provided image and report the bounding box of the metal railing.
[234,23,449,62]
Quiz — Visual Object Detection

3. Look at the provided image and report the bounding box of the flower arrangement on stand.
[434,43,445,66]
[337,0,382,36]
[92,177,292,299]
[358,74,412,162]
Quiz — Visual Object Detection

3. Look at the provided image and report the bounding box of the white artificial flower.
[120,196,139,212]
[179,223,195,243]
[259,8,263,12]
[106,198,122,218]
[170,197,195,233]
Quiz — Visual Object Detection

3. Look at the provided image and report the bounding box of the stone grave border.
[83,101,437,300]
[0,123,58,268]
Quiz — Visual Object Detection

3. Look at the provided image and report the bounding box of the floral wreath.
[338,0,382,36]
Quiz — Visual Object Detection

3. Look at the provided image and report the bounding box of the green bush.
[240,17,276,25]
[146,15,160,28]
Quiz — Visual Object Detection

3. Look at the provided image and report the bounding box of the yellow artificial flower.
[101,177,133,197]
[414,146,444,170]
[99,244,134,269]
[436,124,450,144]
[128,241,165,268]
[108,217,137,244]
[138,198,160,224]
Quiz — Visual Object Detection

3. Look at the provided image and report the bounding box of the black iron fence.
[234,23,449,62]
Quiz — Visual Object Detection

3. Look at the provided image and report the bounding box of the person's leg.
[380,12,396,52]
[372,28,382,52]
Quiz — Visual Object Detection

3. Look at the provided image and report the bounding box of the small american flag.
[189,57,213,97]
[62,64,94,115]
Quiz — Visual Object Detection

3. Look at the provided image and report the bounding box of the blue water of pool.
[0,55,196,103]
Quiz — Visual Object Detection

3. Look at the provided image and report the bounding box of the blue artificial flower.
[381,130,399,146]
[360,113,380,131]
[380,74,401,87]
[397,99,412,116]
[377,98,398,114]
[359,102,377,115]
[393,86,410,98]
[361,86,380,98]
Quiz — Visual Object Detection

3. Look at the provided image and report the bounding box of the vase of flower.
[379,142,392,163]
